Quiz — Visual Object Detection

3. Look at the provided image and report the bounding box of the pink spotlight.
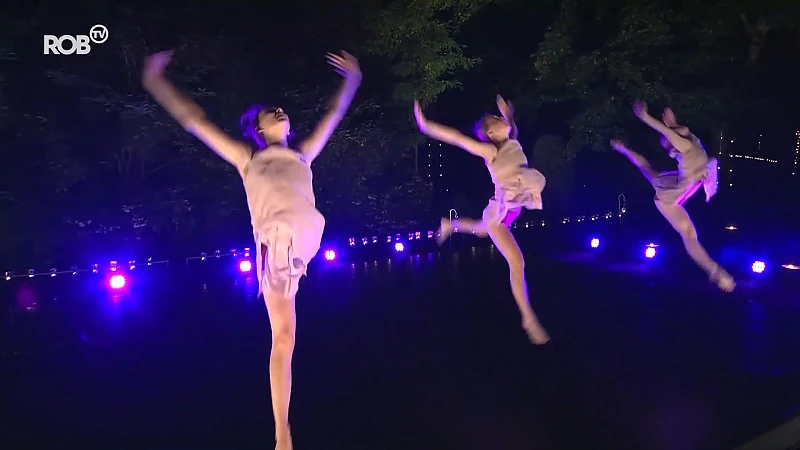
[394,242,404,252]
[109,274,126,289]
[324,249,336,261]
[239,260,252,272]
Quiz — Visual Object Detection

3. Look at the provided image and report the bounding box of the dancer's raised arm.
[413,100,495,161]
[633,100,692,153]
[496,95,517,140]
[299,51,362,163]
[142,51,251,173]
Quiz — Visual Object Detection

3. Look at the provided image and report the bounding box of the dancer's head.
[240,105,291,149]
[661,125,691,159]
[474,114,511,143]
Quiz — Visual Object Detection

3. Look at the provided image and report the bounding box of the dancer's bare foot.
[522,316,550,345]
[275,428,292,450]
[435,217,453,246]
[711,268,736,292]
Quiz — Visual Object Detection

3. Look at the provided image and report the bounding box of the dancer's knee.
[272,322,295,352]
[679,225,698,242]
[266,295,296,352]
[507,254,525,277]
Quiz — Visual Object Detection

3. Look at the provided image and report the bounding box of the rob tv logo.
[44,25,109,55]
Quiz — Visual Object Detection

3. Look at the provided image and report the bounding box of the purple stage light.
[239,260,252,273]
[751,261,766,273]
[394,242,405,252]
[109,274,126,289]
[590,238,600,248]
[645,243,658,259]
[324,249,336,261]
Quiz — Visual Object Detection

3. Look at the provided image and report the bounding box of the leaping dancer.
[142,49,362,450]
[611,101,735,292]
[414,96,550,345]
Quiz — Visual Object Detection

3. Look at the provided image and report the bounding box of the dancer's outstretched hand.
[413,100,427,132]
[632,99,648,118]
[142,50,174,80]
[610,139,627,153]
[496,94,514,119]
[326,51,362,82]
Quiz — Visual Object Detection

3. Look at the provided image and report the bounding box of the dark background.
[1,0,798,268]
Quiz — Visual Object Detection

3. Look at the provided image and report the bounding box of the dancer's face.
[483,115,511,142]
[257,107,290,143]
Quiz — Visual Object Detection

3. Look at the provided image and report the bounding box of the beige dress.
[481,139,547,225]
[242,146,325,298]
[652,133,718,205]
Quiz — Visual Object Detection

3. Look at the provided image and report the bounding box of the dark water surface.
[2,241,800,450]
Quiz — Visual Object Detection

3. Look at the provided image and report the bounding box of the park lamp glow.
[238,260,252,273]
[109,274,126,289]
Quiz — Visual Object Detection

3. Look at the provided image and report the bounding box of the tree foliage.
[0,2,444,265]
[530,0,800,157]
[364,0,497,108]
[2,0,797,267]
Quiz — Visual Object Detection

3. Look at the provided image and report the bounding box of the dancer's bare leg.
[611,139,659,181]
[264,292,296,450]
[655,199,735,292]
[436,217,488,244]
[486,223,550,344]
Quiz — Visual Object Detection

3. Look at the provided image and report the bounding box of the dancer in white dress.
[142,50,362,450]
[414,95,550,345]
[611,101,735,292]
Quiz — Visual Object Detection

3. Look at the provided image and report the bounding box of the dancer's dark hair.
[473,114,494,143]
[239,104,273,150]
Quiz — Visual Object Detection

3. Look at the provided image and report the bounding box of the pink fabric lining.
[502,207,522,227]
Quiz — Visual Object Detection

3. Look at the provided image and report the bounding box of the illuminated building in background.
[794,130,799,176]
[718,132,779,189]
[423,141,449,193]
